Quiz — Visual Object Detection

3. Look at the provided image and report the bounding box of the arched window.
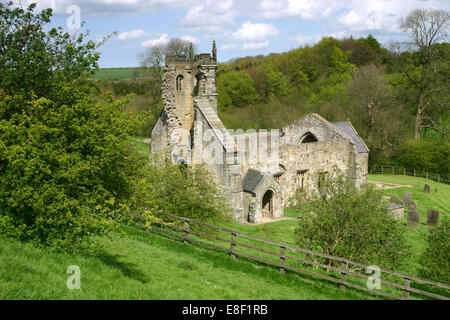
[301,132,318,143]
[176,75,184,91]
[200,76,206,94]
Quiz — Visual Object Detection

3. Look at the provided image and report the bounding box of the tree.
[217,71,259,108]
[419,220,450,284]
[293,167,411,270]
[399,8,450,139]
[346,64,394,145]
[0,2,146,251]
[138,38,197,83]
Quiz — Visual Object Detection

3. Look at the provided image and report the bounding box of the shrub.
[393,139,450,176]
[0,2,146,252]
[293,167,411,270]
[419,220,450,284]
[133,163,232,225]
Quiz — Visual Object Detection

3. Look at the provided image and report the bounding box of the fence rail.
[127,211,450,300]
[368,165,449,184]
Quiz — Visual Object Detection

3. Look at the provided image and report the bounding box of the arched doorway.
[262,189,274,218]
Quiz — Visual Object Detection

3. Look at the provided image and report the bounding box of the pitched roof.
[332,121,369,154]
[242,169,264,193]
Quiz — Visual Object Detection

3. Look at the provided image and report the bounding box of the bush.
[419,221,450,284]
[217,71,259,109]
[293,167,411,270]
[0,3,147,252]
[393,139,450,176]
[133,163,231,225]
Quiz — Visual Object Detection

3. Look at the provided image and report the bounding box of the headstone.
[386,203,404,220]
[435,188,438,193]
[407,209,420,229]
[426,210,439,227]
[407,201,417,212]
[389,196,403,205]
[424,184,430,193]
[402,191,412,204]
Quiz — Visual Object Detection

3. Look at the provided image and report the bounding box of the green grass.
[0,225,369,300]
[367,174,449,275]
[92,68,150,80]
[129,136,150,155]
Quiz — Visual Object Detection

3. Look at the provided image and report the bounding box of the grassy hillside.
[0,224,369,300]
[367,174,449,275]
[92,67,150,80]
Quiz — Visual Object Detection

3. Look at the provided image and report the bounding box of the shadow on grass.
[122,224,374,299]
[97,253,149,284]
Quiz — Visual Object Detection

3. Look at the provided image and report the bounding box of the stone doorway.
[262,189,274,218]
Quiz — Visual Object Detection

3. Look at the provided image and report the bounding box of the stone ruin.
[426,210,440,227]
[149,42,370,223]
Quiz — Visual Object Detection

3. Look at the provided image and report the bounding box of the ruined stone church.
[150,42,369,223]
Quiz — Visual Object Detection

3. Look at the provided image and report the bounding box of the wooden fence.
[369,165,449,184]
[127,211,450,300]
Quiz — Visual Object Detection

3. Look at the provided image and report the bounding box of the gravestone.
[424,184,430,193]
[407,201,417,212]
[402,191,412,204]
[426,210,439,227]
[435,188,438,193]
[389,196,403,205]
[407,209,420,229]
[386,203,404,220]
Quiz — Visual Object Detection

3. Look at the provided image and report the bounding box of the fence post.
[414,170,416,177]
[340,269,347,291]
[392,166,395,174]
[230,232,236,260]
[381,166,383,174]
[403,278,410,300]
[279,246,286,275]
[426,172,429,179]
[184,222,189,244]
[403,168,406,175]
[438,175,440,183]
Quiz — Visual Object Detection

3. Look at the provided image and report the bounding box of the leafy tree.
[392,139,450,176]
[135,164,231,225]
[264,65,291,98]
[0,2,147,251]
[217,70,259,108]
[419,220,450,284]
[293,167,411,270]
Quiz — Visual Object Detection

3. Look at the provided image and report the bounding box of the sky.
[5,0,450,68]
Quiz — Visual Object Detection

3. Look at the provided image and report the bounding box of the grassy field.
[366,174,449,275]
[2,153,446,299]
[129,136,151,155]
[92,68,150,80]
[0,224,370,300]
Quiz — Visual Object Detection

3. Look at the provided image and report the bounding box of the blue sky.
[7,0,450,67]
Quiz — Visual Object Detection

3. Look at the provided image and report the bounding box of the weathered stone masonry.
[150,42,369,223]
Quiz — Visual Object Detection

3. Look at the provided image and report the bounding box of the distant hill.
[92,67,151,80]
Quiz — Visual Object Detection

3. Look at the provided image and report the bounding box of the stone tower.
[151,42,219,165]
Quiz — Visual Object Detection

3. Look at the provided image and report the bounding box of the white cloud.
[117,29,148,41]
[242,41,269,50]
[179,0,236,34]
[141,34,169,47]
[232,21,279,42]
[220,43,237,50]
[180,35,198,44]
[10,0,203,17]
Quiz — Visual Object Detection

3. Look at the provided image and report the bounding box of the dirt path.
[367,180,414,190]
[243,216,297,225]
